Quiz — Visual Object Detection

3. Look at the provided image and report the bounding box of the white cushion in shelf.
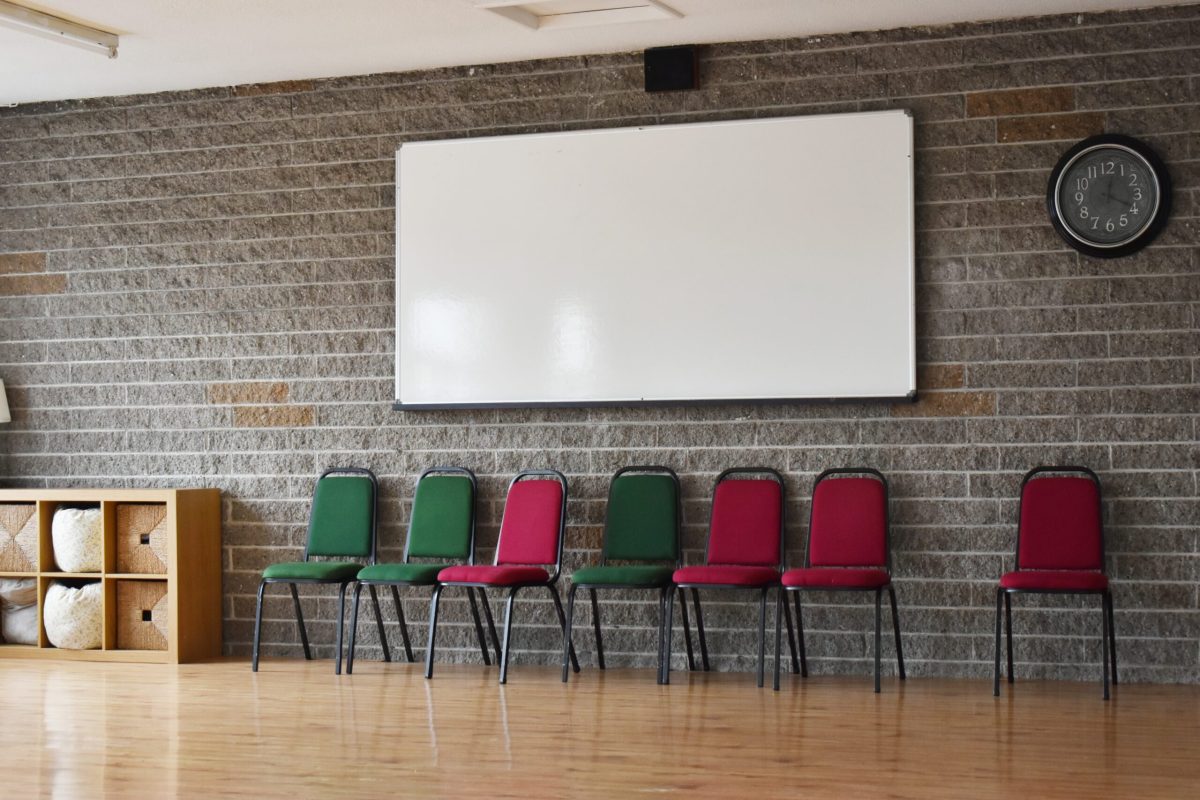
[52,507,103,572]
[43,582,103,650]
[0,578,39,645]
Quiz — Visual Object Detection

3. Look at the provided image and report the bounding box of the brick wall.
[1,5,1197,682]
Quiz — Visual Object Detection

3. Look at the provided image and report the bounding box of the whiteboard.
[395,110,914,408]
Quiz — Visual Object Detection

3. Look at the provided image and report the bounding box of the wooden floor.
[1,658,1198,798]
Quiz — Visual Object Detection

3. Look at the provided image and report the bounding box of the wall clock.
[1046,133,1171,258]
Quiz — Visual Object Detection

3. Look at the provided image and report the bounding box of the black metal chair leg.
[335,582,348,675]
[347,582,363,675]
[662,586,675,685]
[1101,594,1110,701]
[757,587,768,688]
[691,588,711,671]
[499,588,519,685]
[392,585,414,663]
[252,580,266,672]
[793,592,808,678]
[773,586,783,691]
[562,585,578,683]
[678,587,696,672]
[888,585,906,680]
[1005,591,1014,684]
[466,588,492,667]
[478,588,502,663]
[289,583,312,660]
[1106,591,1118,686]
[369,584,391,663]
[589,588,606,670]
[656,587,668,685]
[547,585,580,673]
[873,588,882,693]
[783,593,799,675]
[424,585,443,679]
[993,588,1003,697]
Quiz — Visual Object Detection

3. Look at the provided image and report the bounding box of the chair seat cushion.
[262,561,361,582]
[571,564,674,587]
[438,565,550,586]
[357,563,448,584]
[782,567,891,589]
[999,570,1108,592]
[673,565,779,587]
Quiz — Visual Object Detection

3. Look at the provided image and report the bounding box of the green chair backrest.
[405,468,476,562]
[306,468,376,560]
[602,467,680,564]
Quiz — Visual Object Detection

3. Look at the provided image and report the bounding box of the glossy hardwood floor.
[1,657,1197,798]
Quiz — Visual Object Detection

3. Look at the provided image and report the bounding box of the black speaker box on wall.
[644,45,698,92]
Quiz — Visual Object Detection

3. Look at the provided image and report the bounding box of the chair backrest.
[404,467,476,563]
[805,468,889,570]
[704,468,785,568]
[306,467,377,562]
[602,466,680,565]
[1016,466,1104,572]
[494,469,569,578]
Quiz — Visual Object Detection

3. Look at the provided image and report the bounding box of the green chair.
[252,467,379,675]
[346,466,500,673]
[560,466,697,685]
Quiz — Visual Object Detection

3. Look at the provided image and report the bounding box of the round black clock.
[1046,134,1171,258]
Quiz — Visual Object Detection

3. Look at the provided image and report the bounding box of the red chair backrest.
[706,476,782,567]
[807,475,888,569]
[1017,472,1103,571]
[496,477,565,566]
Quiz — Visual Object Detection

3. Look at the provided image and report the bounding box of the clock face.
[1055,145,1159,247]
[1047,134,1171,258]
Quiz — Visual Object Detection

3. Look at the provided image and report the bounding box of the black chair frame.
[252,466,380,675]
[560,466,698,685]
[994,465,1116,700]
[425,469,580,684]
[665,467,799,688]
[347,467,501,674]
[772,467,905,693]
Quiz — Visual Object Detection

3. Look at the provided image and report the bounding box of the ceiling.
[0,0,1190,105]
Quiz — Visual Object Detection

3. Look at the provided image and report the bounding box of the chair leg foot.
[393,585,415,663]
[500,588,518,685]
[678,587,695,672]
[467,588,491,667]
[369,584,391,663]
[334,582,348,675]
[888,585,905,681]
[794,592,808,678]
[590,588,605,671]
[691,588,710,672]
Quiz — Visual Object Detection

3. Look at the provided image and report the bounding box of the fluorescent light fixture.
[0,1,118,58]
[0,379,10,424]
[475,1,681,31]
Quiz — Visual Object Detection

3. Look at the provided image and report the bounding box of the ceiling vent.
[474,1,681,31]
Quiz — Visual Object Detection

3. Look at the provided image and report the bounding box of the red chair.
[773,468,905,693]
[664,468,797,688]
[424,469,579,684]
[995,466,1116,699]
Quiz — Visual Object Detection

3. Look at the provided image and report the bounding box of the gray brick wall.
[1,5,1197,682]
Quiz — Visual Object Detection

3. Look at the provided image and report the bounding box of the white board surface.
[396,110,915,408]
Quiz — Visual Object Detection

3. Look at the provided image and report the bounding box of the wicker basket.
[116,504,168,575]
[116,580,169,651]
[0,504,38,572]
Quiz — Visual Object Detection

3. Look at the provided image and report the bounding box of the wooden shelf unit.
[0,488,221,663]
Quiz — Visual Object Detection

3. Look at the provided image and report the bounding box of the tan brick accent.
[891,391,996,418]
[233,405,314,428]
[918,364,965,390]
[0,273,66,295]
[232,80,315,97]
[208,382,289,405]
[997,112,1104,143]
[966,87,1074,117]
[0,252,46,275]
